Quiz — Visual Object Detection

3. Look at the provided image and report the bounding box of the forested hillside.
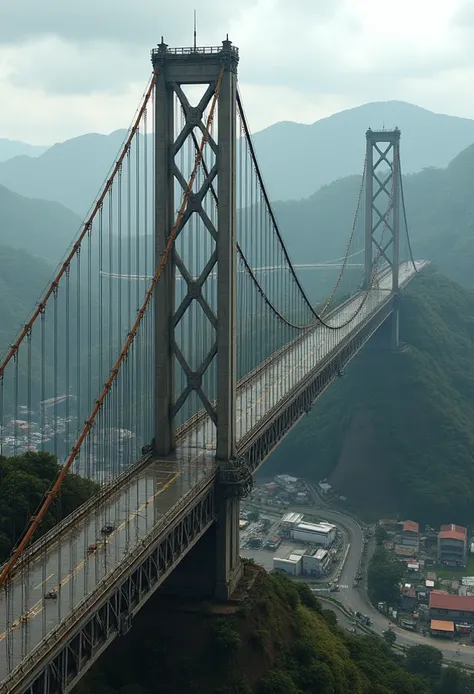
[264,270,474,526]
[76,566,468,694]
[0,452,97,563]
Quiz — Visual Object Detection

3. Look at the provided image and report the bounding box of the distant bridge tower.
[364,128,401,349]
[152,39,242,598]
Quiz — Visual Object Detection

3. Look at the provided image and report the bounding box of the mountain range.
[2,101,474,216]
[0,138,48,162]
[250,100,474,200]
[271,141,474,288]
[0,184,81,262]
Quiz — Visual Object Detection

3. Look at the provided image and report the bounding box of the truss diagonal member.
[172,82,218,157]
[372,236,394,266]
[372,172,393,202]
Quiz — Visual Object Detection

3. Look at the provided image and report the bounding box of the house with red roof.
[429,590,474,625]
[437,524,467,567]
[401,520,419,552]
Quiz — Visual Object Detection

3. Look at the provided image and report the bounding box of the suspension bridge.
[0,39,427,694]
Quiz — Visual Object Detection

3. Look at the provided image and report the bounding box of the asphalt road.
[305,487,474,667]
[0,261,423,682]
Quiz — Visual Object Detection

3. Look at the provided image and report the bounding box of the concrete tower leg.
[364,128,402,349]
[214,41,242,601]
[154,58,175,456]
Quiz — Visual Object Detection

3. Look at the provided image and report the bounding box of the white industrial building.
[302,549,331,576]
[292,521,336,548]
[273,553,302,576]
[281,512,304,531]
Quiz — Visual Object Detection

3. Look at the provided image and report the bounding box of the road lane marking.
[0,472,180,642]
[33,574,54,591]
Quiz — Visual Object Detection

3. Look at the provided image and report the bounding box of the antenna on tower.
[193,10,197,50]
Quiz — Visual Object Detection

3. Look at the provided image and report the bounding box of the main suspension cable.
[398,161,417,272]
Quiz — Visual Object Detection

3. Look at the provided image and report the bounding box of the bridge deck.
[0,260,426,679]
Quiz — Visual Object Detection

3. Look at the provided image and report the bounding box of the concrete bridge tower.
[364,128,401,349]
[152,39,246,599]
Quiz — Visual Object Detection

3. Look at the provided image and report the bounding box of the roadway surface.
[0,260,425,681]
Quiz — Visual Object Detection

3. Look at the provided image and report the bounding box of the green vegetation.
[383,629,397,648]
[368,548,405,605]
[264,270,474,526]
[75,567,474,694]
[0,451,98,563]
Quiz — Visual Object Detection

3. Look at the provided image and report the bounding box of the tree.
[368,548,404,604]
[258,670,299,694]
[247,510,259,522]
[0,451,98,563]
[383,628,397,647]
[405,644,443,680]
[375,524,388,546]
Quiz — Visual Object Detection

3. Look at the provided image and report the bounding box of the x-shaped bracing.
[169,81,220,423]
[370,142,396,267]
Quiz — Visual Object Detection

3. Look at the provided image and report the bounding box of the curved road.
[305,490,474,667]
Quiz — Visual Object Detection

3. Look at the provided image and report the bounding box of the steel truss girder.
[238,296,395,473]
[364,130,401,290]
[169,80,220,424]
[1,485,216,694]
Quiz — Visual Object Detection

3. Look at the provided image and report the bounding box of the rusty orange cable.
[0,73,157,379]
[0,66,225,590]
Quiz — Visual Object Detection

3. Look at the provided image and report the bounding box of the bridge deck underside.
[0,260,426,688]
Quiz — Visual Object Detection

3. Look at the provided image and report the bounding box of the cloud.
[1,0,474,144]
[3,38,146,95]
[0,0,249,47]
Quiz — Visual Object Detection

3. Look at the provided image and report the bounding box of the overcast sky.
[0,0,473,145]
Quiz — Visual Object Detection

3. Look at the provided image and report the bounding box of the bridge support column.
[215,458,253,600]
[214,493,242,599]
[154,45,175,456]
[364,128,401,291]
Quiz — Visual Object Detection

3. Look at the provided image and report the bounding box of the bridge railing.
[0,451,152,576]
[0,469,217,694]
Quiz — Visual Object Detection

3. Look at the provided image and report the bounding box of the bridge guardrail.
[1,469,217,694]
[236,287,395,456]
[0,451,157,576]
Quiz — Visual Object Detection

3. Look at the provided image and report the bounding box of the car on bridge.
[101,524,115,535]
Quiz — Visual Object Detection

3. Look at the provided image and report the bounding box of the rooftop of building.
[403,520,419,534]
[296,522,336,534]
[314,549,327,560]
[430,619,454,632]
[281,512,304,525]
[439,530,467,542]
[440,524,467,537]
[429,591,474,612]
